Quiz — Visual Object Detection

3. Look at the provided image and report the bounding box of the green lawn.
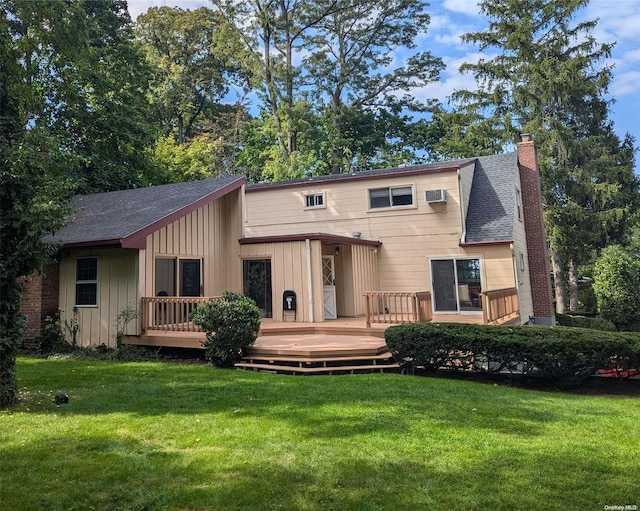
[1,357,639,511]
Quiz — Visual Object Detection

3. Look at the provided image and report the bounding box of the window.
[431,258,482,313]
[516,189,523,221]
[154,257,202,297]
[76,257,98,306]
[304,193,325,209]
[369,186,413,209]
[519,253,525,272]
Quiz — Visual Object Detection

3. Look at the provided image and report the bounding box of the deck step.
[243,352,395,365]
[234,361,401,374]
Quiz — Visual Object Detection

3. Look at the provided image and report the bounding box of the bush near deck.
[385,323,640,386]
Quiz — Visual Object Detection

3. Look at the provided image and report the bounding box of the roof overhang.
[57,176,245,250]
[239,233,382,247]
[459,239,513,248]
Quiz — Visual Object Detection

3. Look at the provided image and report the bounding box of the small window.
[516,189,523,221]
[369,186,413,209]
[76,257,98,306]
[304,193,325,209]
[519,253,525,272]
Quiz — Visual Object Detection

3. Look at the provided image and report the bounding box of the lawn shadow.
[2,431,637,511]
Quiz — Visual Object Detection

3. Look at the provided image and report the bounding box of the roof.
[47,175,245,249]
[246,158,476,191]
[464,152,518,244]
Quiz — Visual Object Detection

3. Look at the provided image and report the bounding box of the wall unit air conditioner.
[424,189,447,203]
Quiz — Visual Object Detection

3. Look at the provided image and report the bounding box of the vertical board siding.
[239,240,318,322]
[59,249,139,348]
[144,188,243,298]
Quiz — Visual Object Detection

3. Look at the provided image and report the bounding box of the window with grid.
[76,257,98,306]
[304,193,325,209]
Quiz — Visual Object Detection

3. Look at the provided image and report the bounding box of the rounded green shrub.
[555,313,616,332]
[191,290,261,367]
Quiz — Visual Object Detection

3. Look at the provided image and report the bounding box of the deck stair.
[235,325,399,375]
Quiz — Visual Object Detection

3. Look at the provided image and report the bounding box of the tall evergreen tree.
[451,0,639,312]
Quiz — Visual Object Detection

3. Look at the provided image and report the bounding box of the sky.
[127,0,640,155]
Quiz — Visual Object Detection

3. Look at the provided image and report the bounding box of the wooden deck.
[127,314,518,375]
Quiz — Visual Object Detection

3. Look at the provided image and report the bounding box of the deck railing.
[364,291,432,327]
[141,296,221,333]
[481,288,519,325]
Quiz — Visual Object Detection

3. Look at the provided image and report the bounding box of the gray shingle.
[465,152,518,243]
[47,175,243,246]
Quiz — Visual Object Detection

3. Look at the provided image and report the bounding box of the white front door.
[322,255,337,320]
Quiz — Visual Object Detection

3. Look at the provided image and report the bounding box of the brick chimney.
[517,134,556,325]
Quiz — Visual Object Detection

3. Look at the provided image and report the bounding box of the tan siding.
[512,179,533,323]
[144,188,244,298]
[239,240,320,322]
[246,171,521,324]
[59,249,139,348]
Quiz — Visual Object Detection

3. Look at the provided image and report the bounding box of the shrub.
[555,314,616,332]
[593,245,640,331]
[191,290,261,367]
[386,323,640,387]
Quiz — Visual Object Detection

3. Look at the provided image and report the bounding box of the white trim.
[75,256,99,308]
[367,184,417,211]
[428,256,484,315]
[303,192,327,210]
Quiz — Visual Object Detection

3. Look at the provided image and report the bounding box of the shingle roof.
[47,175,244,249]
[464,152,518,243]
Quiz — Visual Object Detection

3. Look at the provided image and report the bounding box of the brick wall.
[19,263,60,345]
[517,135,555,323]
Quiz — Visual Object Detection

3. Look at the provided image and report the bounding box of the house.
[21,136,554,348]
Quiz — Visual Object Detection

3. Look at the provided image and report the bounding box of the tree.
[451,0,640,313]
[304,0,444,172]
[593,245,640,331]
[1,2,69,407]
[135,6,249,146]
[1,0,165,406]
[212,0,442,179]
[18,0,160,194]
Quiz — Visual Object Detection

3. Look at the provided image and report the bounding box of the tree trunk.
[568,259,579,312]
[550,246,567,314]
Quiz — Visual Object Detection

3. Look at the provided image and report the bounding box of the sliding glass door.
[431,258,482,313]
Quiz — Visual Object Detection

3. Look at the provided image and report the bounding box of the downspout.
[306,238,314,322]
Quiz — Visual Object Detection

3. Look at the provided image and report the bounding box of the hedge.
[555,313,617,332]
[385,323,640,387]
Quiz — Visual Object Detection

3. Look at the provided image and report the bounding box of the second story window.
[369,186,413,209]
[304,193,325,209]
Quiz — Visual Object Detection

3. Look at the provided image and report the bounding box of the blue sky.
[128,0,640,158]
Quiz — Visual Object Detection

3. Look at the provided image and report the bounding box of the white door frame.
[322,255,337,320]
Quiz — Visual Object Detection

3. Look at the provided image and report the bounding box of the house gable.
[47,175,245,249]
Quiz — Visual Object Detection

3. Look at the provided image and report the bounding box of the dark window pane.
[391,186,413,206]
[369,188,390,208]
[76,283,97,306]
[432,259,458,312]
[76,258,97,281]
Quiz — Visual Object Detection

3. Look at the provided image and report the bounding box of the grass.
[1,356,639,511]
